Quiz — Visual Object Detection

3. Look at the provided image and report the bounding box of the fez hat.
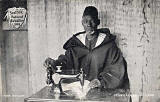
[83,6,98,19]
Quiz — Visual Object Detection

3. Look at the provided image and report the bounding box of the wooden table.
[24,86,130,102]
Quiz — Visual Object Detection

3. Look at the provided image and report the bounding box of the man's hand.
[44,57,57,84]
[88,79,101,89]
[44,58,58,72]
[44,57,56,67]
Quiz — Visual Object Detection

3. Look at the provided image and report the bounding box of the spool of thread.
[56,66,62,73]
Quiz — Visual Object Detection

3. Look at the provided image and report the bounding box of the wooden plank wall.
[3,30,29,102]
[0,1,29,102]
[27,0,48,96]
[0,1,3,102]
[27,0,160,102]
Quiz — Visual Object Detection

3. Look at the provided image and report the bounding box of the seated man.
[44,6,130,96]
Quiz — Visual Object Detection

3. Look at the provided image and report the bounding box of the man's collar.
[76,30,106,48]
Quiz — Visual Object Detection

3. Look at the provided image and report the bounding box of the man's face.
[82,15,99,33]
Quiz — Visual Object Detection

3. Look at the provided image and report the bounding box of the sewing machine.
[25,63,130,102]
[45,65,85,94]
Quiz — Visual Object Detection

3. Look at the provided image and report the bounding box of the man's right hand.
[44,57,56,67]
[44,57,58,74]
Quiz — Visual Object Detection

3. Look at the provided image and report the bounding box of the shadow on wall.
[98,10,128,48]
[112,32,128,48]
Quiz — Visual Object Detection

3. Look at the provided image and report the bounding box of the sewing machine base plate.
[24,86,131,102]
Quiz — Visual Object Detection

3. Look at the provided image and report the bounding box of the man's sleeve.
[98,45,126,89]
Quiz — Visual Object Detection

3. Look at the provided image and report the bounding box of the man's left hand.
[88,79,101,89]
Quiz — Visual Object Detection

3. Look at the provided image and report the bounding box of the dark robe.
[56,28,130,90]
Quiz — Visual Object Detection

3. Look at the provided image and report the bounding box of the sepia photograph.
[0,0,160,102]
